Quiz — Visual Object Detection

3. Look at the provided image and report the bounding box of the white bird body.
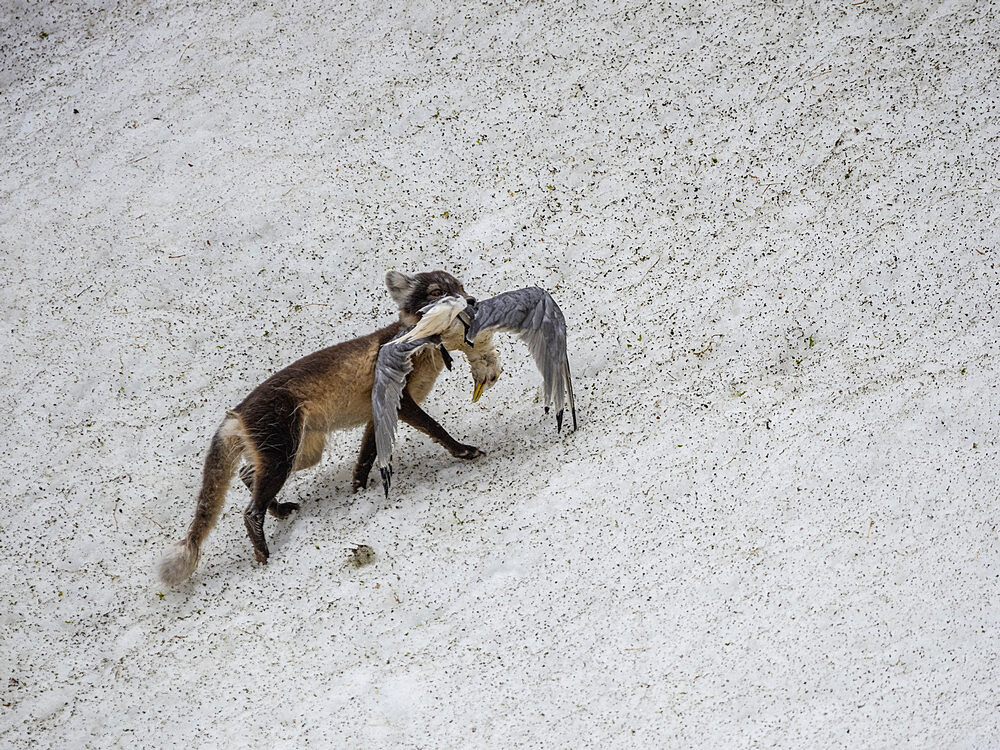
[397,295,470,343]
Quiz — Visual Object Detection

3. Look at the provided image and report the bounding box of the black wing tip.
[380,466,392,498]
[556,409,564,433]
[571,406,578,431]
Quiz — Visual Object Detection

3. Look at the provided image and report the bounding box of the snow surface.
[2,0,998,746]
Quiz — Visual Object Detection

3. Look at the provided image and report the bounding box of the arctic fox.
[156,270,498,584]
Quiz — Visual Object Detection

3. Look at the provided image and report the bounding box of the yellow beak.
[472,381,485,403]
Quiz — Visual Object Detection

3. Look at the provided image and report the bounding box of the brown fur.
[157,270,488,584]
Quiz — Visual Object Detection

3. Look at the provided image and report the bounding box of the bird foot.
[380,465,393,498]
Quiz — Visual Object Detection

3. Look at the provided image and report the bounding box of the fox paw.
[268,501,300,520]
[453,445,484,460]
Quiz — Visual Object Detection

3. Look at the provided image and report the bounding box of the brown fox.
[156,270,499,585]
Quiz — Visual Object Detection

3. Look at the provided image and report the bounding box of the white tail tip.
[156,540,200,586]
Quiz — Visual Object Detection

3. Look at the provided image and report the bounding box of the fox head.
[385,270,476,325]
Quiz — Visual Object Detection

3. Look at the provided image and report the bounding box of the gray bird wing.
[372,331,442,498]
[465,287,577,433]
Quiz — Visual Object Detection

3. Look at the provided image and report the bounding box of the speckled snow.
[1,0,998,746]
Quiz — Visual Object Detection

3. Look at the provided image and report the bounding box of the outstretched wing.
[465,287,577,432]
[372,333,441,497]
[372,295,471,497]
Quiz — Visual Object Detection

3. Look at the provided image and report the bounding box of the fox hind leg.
[239,463,301,520]
[239,426,321,517]
[239,463,254,490]
[243,459,294,562]
[241,400,301,562]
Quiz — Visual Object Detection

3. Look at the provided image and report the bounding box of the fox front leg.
[397,390,484,460]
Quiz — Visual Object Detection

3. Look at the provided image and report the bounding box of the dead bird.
[156,271,576,584]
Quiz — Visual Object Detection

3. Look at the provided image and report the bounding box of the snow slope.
[1,0,998,746]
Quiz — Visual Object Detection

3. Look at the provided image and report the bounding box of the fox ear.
[385,270,418,307]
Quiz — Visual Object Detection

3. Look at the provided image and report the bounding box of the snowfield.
[2,0,998,746]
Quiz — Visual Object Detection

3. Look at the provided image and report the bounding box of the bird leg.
[439,345,454,370]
